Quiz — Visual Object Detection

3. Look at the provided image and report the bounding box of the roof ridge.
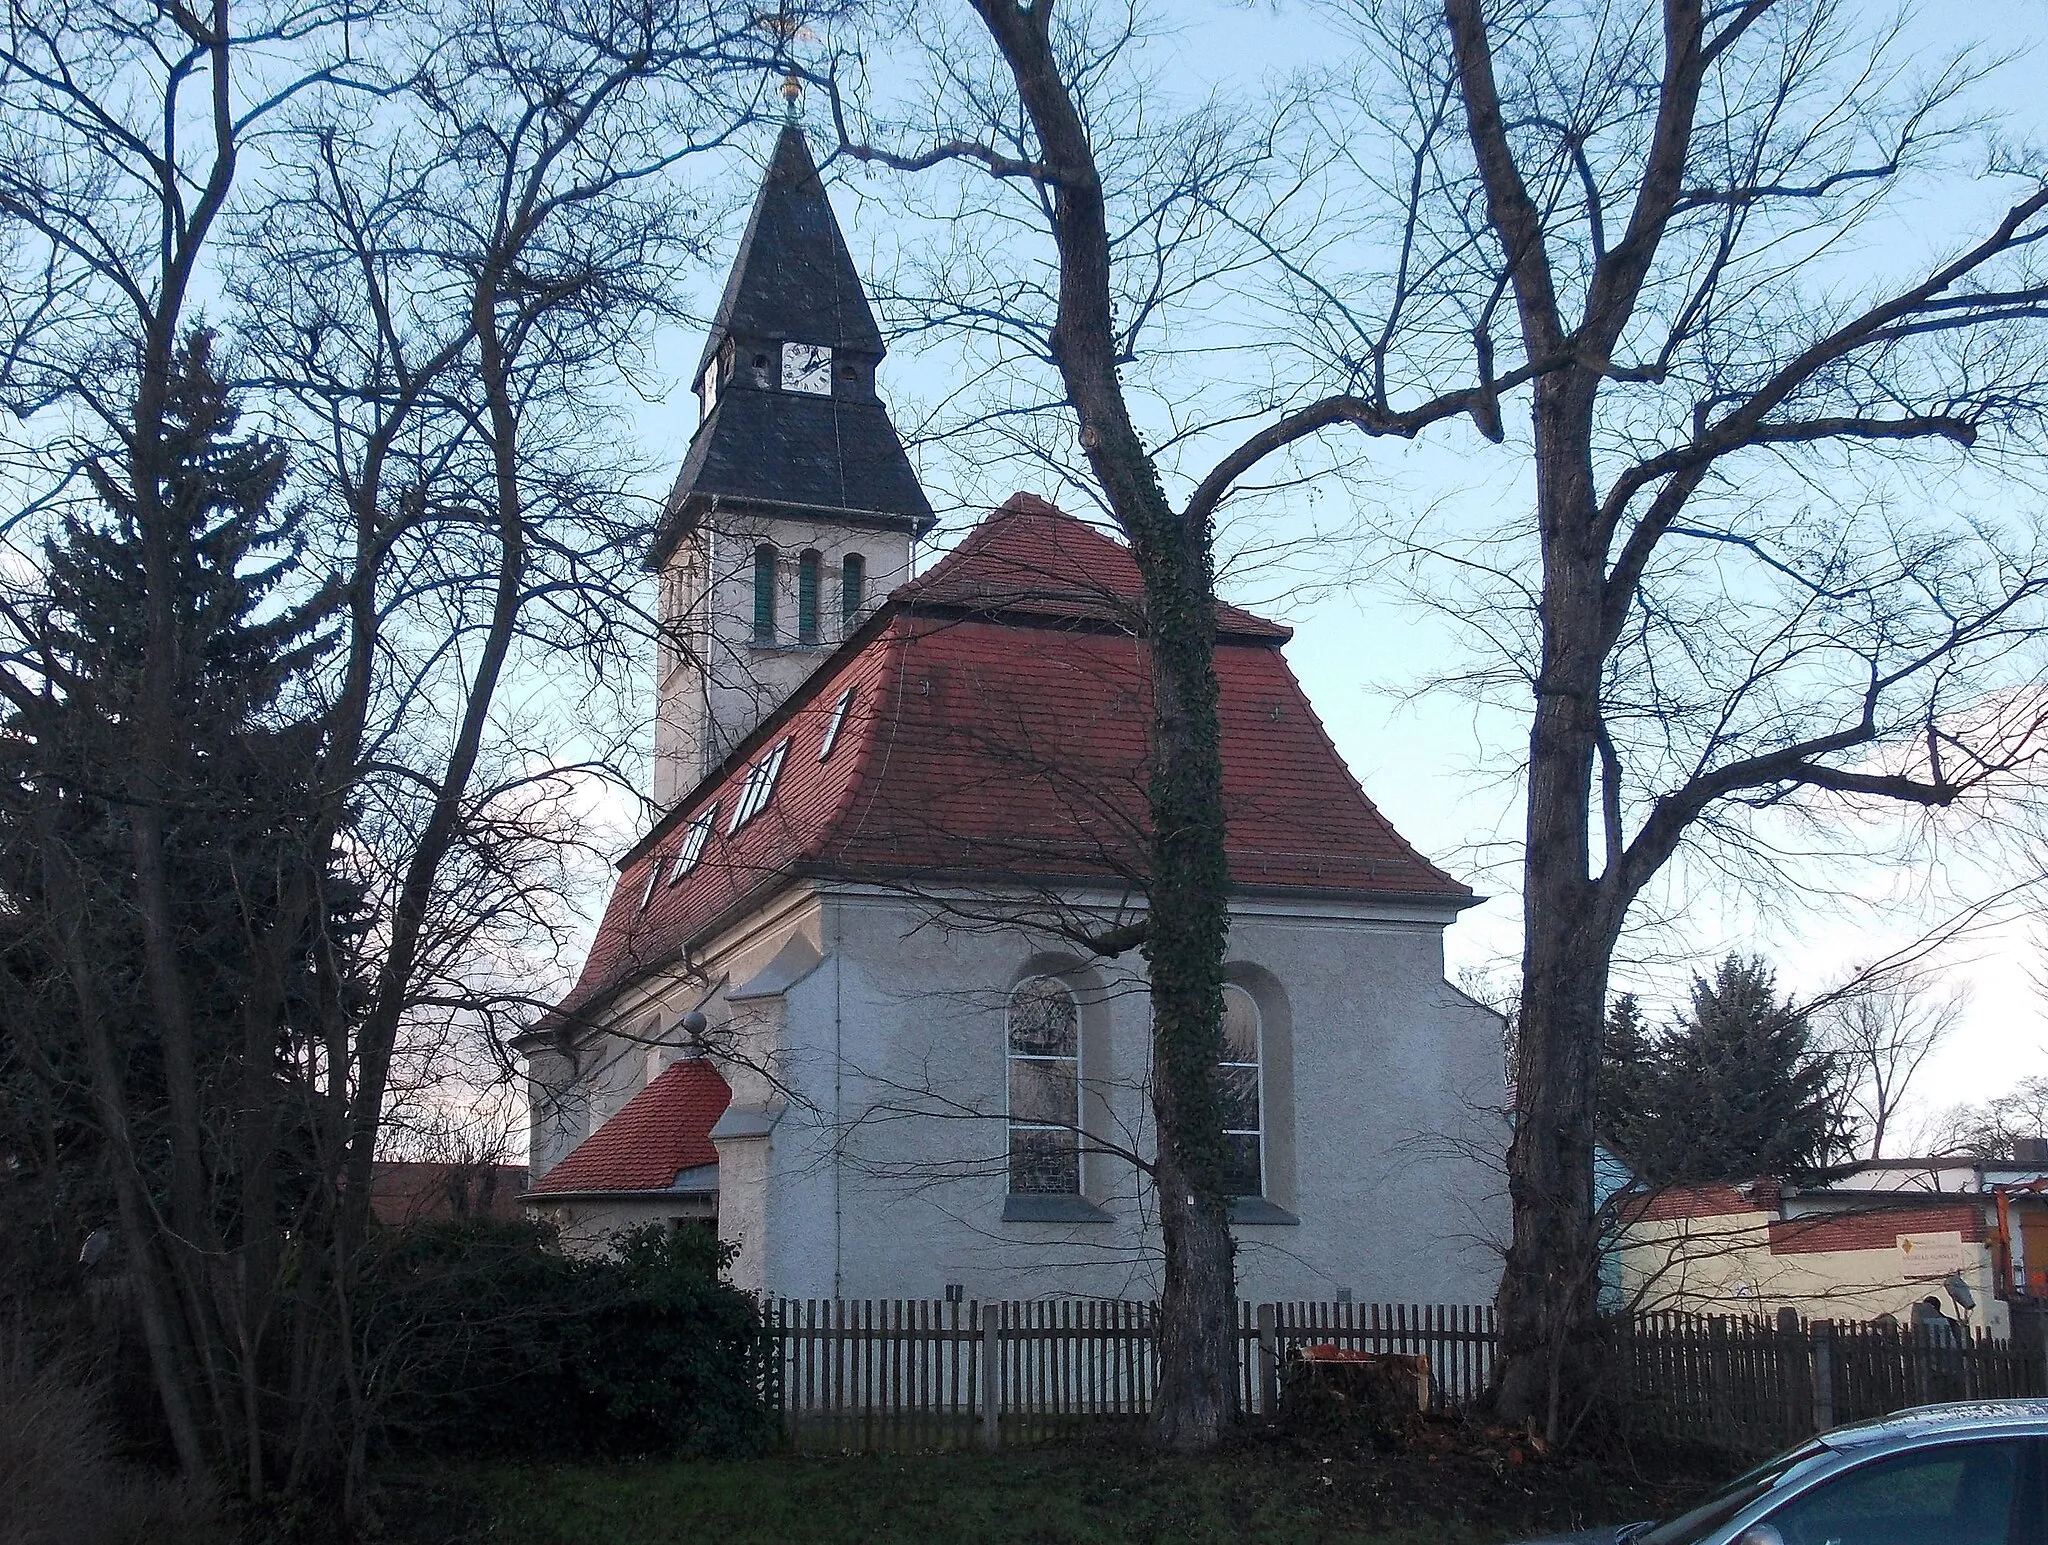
[900,494,1291,640]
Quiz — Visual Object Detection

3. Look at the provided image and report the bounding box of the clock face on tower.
[781,341,833,395]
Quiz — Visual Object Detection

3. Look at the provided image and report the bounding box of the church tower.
[650,124,934,808]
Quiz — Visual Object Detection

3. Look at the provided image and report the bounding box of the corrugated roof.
[527,1059,732,1195]
[549,496,1473,1027]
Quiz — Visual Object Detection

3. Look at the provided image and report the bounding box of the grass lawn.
[382,1433,1728,1545]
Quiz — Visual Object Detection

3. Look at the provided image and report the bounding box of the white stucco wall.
[697,886,1508,1305]
[653,513,914,804]
[525,882,1509,1306]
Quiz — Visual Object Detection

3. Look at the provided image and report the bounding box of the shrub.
[0,1351,224,1545]
[361,1219,774,1459]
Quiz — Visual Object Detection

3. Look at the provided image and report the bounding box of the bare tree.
[0,0,766,1510]
[1816,973,1966,1160]
[818,0,2048,1443]
[1930,1074,2048,1158]
[801,0,1298,1447]
[1245,0,2048,1434]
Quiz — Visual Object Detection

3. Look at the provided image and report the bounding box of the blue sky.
[604,0,2048,1139]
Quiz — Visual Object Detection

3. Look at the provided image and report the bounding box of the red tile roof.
[368,1161,528,1226]
[1628,1183,1769,1224]
[1768,1203,1989,1256]
[551,494,1473,1025]
[896,492,1289,640]
[527,1059,732,1195]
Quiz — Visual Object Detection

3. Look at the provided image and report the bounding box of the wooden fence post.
[1256,1302,1279,1417]
[1811,1320,1836,1432]
[981,1304,1001,1450]
[1777,1306,1805,1440]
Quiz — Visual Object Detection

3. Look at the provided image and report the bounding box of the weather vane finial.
[757,7,813,122]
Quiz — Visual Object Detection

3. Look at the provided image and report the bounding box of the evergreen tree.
[1597,957,1845,1186]
[0,330,335,1407]
[1596,993,1656,1160]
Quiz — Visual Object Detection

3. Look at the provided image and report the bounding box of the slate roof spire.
[693,123,886,386]
[654,125,931,566]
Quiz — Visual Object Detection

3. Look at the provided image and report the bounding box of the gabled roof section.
[694,124,885,385]
[528,1059,732,1195]
[899,492,1290,640]
[553,498,1473,1026]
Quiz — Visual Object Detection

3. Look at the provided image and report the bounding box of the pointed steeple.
[693,124,885,387]
[654,125,932,568]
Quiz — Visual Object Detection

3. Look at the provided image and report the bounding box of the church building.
[518,125,1508,1305]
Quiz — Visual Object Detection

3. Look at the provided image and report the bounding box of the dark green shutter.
[798,550,821,644]
[841,553,865,625]
[752,545,776,641]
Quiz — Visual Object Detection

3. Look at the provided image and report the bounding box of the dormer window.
[667,805,718,883]
[819,685,855,761]
[728,738,790,834]
[698,365,720,422]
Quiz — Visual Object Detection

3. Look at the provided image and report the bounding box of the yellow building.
[1616,1155,2048,1340]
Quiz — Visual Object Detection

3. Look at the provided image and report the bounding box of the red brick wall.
[1767,1202,1988,1256]
[1631,1183,1765,1223]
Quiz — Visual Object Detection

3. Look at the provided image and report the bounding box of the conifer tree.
[1598,958,1845,1186]
[1595,993,1655,1160]
[7,328,330,1032]
[0,329,334,1476]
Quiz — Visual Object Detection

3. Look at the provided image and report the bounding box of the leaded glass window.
[1219,985,1263,1196]
[1007,978,1079,1194]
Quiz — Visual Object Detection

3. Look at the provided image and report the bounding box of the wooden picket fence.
[766,1297,1491,1450]
[1611,1311,1820,1451]
[1825,1319,2044,1425]
[765,1298,2048,1453]
[1598,1311,2048,1453]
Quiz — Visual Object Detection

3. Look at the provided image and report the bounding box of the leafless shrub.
[0,1352,224,1545]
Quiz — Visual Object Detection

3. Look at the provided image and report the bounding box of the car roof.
[1821,1399,2048,1450]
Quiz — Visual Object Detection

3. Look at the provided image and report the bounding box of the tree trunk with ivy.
[968,0,1239,1447]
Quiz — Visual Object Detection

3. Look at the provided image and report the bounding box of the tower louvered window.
[752,544,777,643]
[841,553,866,626]
[798,550,822,644]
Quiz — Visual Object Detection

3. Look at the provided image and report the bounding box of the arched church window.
[841,553,865,626]
[798,549,822,644]
[752,544,777,643]
[1219,985,1263,1196]
[1007,978,1079,1194]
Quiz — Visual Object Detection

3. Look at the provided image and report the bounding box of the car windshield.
[1635,1442,1834,1545]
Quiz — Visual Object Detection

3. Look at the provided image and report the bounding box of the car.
[1508,1398,2048,1544]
